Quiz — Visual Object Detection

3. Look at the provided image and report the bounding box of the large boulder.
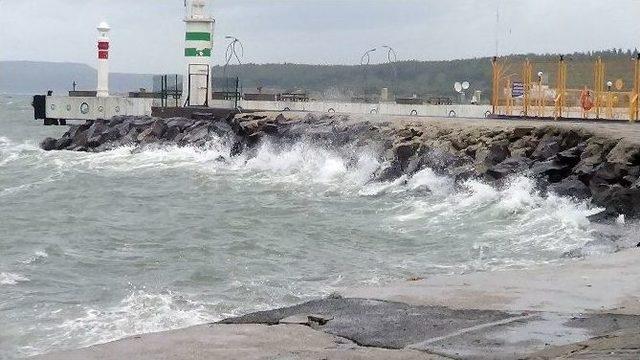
[137,128,157,143]
[55,137,73,150]
[475,142,510,165]
[530,159,572,183]
[149,119,168,138]
[130,117,155,128]
[486,157,533,180]
[166,118,195,130]
[591,184,640,218]
[374,160,404,182]
[606,140,640,166]
[531,134,561,160]
[180,125,210,145]
[548,176,591,199]
[210,120,233,137]
[40,137,57,151]
[162,126,182,141]
[85,121,109,147]
[393,141,421,170]
[556,145,585,167]
[509,135,538,158]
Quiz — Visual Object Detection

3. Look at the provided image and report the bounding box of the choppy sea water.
[0,94,620,358]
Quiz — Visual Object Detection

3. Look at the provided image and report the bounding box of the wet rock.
[475,143,510,166]
[137,128,155,143]
[556,145,585,167]
[166,118,194,130]
[532,135,561,160]
[149,119,168,138]
[108,116,127,127]
[262,123,279,135]
[375,161,404,182]
[210,120,233,136]
[606,141,640,166]
[591,184,640,218]
[162,126,181,141]
[486,157,533,180]
[510,127,535,139]
[115,122,131,138]
[548,176,591,199]
[531,159,572,183]
[55,137,73,150]
[394,141,420,170]
[449,164,476,182]
[131,117,155,127]
[560,129,587,149]
[40,137,57,151]
[509,135,538,158]
[85,121,110,147]
[181,125,209,145]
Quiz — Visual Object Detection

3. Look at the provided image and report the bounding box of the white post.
[182,0,215,107]
[96,22,111,98]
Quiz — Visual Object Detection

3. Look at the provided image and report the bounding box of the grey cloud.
[0,0,638,73]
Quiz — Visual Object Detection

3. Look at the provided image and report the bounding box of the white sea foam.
[51,290,214,350]
[0,272,30,285]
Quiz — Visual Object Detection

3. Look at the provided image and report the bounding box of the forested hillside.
[2,49,637,100]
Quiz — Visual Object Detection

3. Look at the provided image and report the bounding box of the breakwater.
[40,112,640,221]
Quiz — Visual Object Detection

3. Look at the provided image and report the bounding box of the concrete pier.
[32,249,640,359]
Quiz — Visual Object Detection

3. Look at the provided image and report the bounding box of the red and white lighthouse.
[96,22,111,98]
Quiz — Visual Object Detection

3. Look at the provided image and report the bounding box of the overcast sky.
[1,0,639,74]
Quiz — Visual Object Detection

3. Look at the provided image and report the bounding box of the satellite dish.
[454,82,463,93]
[462,81,470,90]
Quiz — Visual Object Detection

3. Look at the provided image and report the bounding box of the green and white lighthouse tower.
[182,0,215,107]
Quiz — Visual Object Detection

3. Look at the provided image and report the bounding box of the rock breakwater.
[40,112,640,220]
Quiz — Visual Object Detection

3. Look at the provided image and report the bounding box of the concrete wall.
[46,96,153,120]
[211,99,492,119]
[45,96,491,121]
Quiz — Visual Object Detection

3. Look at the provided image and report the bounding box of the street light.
[224,36,244,66]
[360,48,377,66]
[381,45,398,99]
[360,48,377,102]
[381,45,397,63]
[223,36,244,107]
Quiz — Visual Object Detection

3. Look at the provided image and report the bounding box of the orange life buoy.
[580,89,594,111]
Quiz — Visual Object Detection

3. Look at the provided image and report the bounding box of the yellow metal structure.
[492,55,640,122]
[554,56,567,119]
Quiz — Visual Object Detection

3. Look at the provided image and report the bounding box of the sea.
[0,94,624,358]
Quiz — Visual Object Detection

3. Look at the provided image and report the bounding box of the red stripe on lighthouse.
[98,41,110,50]
[98,51,109,59]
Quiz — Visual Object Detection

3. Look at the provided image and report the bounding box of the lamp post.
[222,36,244,105]
[360,48,377,102]
[381,45,398,99]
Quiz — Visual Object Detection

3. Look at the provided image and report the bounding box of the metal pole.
[360,48,376,102]
[382,45,398,99]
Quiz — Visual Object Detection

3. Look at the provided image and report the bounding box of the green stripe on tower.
[186,32,211,41]
[185,48,211,57]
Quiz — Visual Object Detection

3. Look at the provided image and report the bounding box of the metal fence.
[492,55,640,122]
[153,74,183,107]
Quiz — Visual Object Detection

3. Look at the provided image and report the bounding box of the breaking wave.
[24,290,215,357]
